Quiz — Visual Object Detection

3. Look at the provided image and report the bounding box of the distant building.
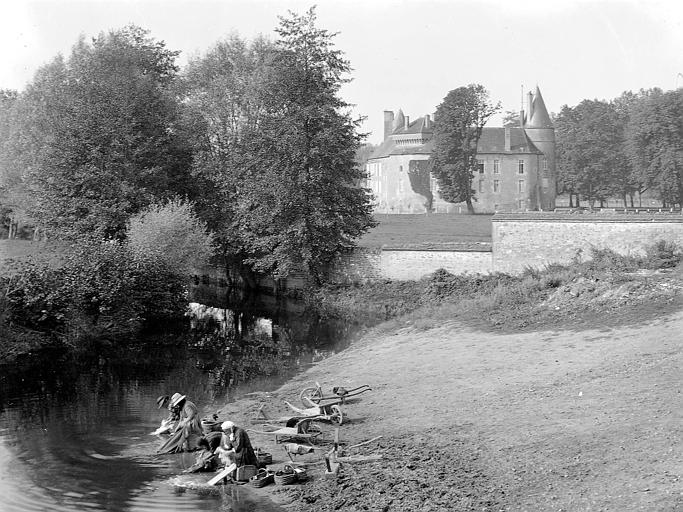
[366,86,556,213]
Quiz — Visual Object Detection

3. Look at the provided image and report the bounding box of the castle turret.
[523,86,556,210]
[392,109,405,133]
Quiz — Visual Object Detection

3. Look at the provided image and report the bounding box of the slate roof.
[370,127,541,160]
[477,127,542,154]
[526,86,553,129]
[392,116,433,135]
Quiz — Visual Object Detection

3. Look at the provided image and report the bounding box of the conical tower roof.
[392,109,405,132]
[527,86,553,128]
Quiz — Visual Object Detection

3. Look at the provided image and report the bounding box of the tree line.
[0,8,375,284]
[555,89,682,209]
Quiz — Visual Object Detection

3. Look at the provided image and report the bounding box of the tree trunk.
[569,193,574,208]
[465,196,475,214]
[622,193,627,208]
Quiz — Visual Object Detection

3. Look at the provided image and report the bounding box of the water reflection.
[0,292,360,512]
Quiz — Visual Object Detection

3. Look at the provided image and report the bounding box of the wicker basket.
[274,465,298,485]
[292,466,308,482]
[200,418,222,435]
[249,469,275,488]
[255,448,272,467]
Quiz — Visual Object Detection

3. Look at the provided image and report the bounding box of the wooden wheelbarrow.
[247,418,323,445]
[299,382,371,406]
[284,398,345,425]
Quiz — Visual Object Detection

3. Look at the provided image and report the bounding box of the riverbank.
[215,272,682,511]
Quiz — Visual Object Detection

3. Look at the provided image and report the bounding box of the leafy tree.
[625,88,682,207]
[555,99,631,208]
[126,198,215,276]
[248,7,375,282]
[2,240,187,347]
[184,9,375,283]
[181,33,274,270]
[12,26,193,239]
[502,109,521,128]
[429,84,500,214]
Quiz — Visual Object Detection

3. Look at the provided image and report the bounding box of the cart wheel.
[299,386,322,405]
[331,405,344,426]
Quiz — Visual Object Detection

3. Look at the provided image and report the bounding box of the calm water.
[0,290,357,512]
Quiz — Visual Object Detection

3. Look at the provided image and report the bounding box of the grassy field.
[357,214,492,249]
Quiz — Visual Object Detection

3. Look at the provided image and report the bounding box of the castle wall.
[492,212,683,273]
[328,247,493,282]
[368,152,547,214]
[368,154,439,213]
[471,153,541,213]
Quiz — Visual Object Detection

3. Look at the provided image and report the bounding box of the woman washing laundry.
[214,420,258,473]
[157,393,203,454]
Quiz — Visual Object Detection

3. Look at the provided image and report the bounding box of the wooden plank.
[207,463,237,486]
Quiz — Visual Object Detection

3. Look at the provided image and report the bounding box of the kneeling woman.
[215,421,258,473]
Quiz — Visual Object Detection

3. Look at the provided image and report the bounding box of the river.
[0,288,357,512]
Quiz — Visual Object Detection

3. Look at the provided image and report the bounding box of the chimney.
[424,114,431,129]
[404,116,410,130]
[519,110,525,128]
[383,110,395,140]
[504,127,511,151]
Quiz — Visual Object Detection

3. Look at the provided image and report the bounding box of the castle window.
[493,180,500,193]
[399,165,403,173]
[477,160,485,174]
[518,179,525,192]
[398,178,404,193]
[493,160,500,174]
[543,158,548,171]
[478,180,484,193]
[542,177,549,190]
[518,199,525,210]
[518,160,525,174]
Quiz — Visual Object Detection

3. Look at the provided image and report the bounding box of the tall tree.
[626,88,682,207]
[556,99,630,208]
[12,26,193,239]
[249,7,376,281]
[429,84,500,214]
[181,34,273,267]
[185,9,375,283]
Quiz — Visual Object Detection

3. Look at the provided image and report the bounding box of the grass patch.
[357,214,492,249]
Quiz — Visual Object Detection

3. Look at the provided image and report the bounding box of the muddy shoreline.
[208,302,682,511]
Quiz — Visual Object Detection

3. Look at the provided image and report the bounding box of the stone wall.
[329,247,492,283]
[492,212,683,274]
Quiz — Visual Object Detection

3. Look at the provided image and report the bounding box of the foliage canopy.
[429,84,500,214]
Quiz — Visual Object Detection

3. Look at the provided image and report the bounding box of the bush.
[126,198,215,276]
[1,239,188,349]
[643,240,681,269]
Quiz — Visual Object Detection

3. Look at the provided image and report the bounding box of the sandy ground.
[218,300,683,511]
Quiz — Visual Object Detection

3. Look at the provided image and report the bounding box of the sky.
[1,0,682,144]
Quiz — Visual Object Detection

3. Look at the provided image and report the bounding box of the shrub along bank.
[309,240,682,332]
[0,239,188,361]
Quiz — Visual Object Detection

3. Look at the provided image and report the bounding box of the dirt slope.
[220,299,683,511]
